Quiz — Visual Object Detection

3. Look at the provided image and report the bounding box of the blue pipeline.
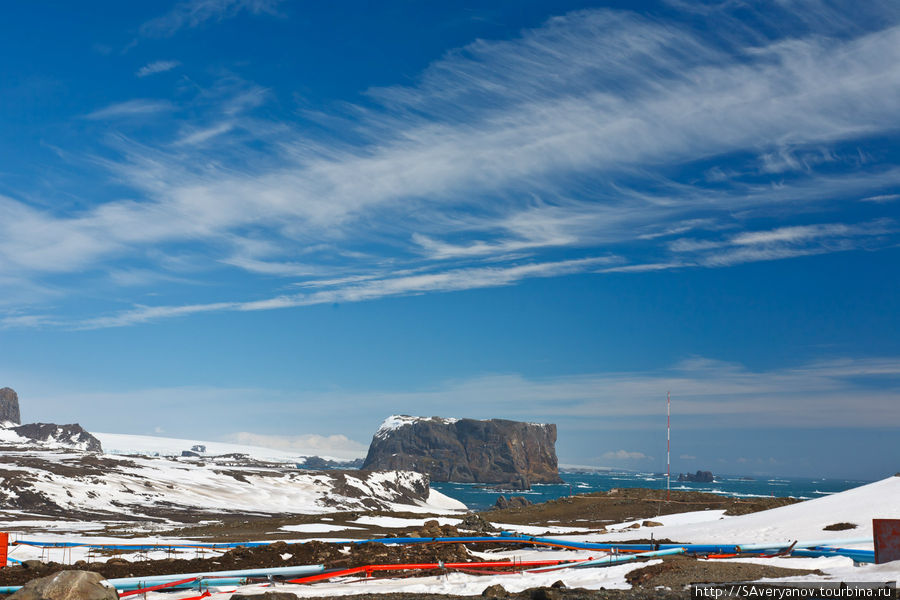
[574,547,686,568]
[736,537,873,552]
[13,540,271,550]
[26,534,879,558]
[15,536,741,555]
[0,577,250,595]
[790,548,875,563]
[113,577,252,591]
[358,535,740,555]
[105,564,325,586]
[528,547,686,572]
[0,564,326,595]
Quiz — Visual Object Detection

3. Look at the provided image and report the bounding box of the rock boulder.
[8,570,117,600]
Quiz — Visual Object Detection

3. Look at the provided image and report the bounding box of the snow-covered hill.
[0,433,465,526]
[588,475,900,546]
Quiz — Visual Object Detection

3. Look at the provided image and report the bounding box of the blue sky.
[1,0,898,479]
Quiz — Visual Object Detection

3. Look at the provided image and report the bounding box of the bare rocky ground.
[0,488,820,599]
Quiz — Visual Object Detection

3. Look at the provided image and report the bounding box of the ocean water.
[430,470,873,511]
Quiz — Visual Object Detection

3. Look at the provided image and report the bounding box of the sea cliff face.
[362,415,563,486]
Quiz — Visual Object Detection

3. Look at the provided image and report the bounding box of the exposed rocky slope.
[363,416,563,486]
[10,423,102,452]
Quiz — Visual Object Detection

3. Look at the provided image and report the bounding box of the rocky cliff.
[362,415,563,486]
[0,387,21,424]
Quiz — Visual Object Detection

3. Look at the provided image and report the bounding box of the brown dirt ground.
[483,488,801,529]
[141,488,799,543]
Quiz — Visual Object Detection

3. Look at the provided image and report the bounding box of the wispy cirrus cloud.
[140,0,282,37]
[661,218,896,268]
[4,1,900,327]
[69,256,616,329]
[136,60,181,77]
[287,356,900,431]
[85,99,174,120]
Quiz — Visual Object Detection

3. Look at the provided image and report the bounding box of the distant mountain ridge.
[363,415,563,487]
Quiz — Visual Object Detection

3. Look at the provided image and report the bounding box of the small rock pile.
[494,495,532,510]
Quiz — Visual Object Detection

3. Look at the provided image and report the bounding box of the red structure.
[874,518,900,564]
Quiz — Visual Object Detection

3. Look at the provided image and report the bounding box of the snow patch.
[375,415,459,439]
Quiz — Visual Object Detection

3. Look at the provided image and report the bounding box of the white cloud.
[680,454,696,460]
[601,450,649,461]
[861,193,900,203]
[730,221,892,246]
[665,219,895,268]
[136,60,181,77]
[4,2,900,324]
[174,122,234,146]
[85,99,174,120]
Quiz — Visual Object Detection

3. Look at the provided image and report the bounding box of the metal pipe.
[105,564,325,587]
[736,537,873,552]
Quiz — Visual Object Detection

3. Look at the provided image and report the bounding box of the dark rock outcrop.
[362,416,563,485]
[678,470,715,483]
[11,423,102,453]
[0,387,21,424]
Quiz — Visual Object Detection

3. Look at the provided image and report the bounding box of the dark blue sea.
[430,470,872,511]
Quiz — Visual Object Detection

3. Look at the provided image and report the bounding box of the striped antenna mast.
[666,390,671,502]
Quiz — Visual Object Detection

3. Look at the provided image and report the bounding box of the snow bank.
[588,475,900,546]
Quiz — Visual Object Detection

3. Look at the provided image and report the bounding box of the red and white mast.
[666,390,671,502]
